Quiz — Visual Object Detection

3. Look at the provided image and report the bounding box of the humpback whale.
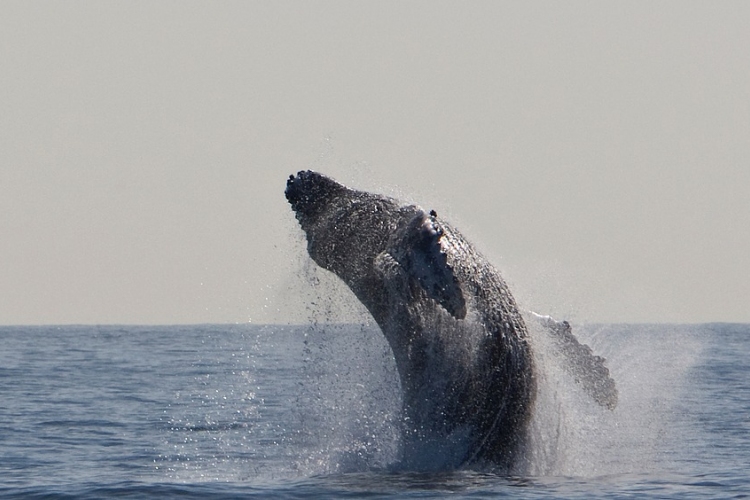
[285,170,616,470]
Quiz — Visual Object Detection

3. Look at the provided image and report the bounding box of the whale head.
[285,171,419,312]
[286,170,469,324]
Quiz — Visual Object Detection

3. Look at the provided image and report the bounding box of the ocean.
[1,322,748,498]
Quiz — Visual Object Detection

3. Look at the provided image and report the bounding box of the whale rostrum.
[285,170,617,469]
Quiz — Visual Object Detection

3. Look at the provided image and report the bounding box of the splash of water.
[523,320,702,476]
[294,300,702,475]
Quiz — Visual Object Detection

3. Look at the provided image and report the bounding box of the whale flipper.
[385,211,467,320]
[530,312,618,410]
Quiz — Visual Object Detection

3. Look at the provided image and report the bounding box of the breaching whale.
[285,170,616,470]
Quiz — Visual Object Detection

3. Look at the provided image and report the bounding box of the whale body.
[285,170,616,470]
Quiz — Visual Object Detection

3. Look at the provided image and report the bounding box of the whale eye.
[429,209,437,218]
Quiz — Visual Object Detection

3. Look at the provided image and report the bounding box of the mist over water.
[287,261,402,475]
[525,321,702,476]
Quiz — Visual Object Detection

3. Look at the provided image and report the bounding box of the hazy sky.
[1,1,748,325]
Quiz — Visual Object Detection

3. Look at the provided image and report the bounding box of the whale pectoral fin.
[408,215,467,320]
[530,312,618,410]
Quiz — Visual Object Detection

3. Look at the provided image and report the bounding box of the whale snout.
[285,170,318,216]
[285,170,314,202]
[285,170,345,219]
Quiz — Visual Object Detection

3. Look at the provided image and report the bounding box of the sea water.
[0,322,748,498]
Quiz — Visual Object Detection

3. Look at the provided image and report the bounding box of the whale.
[285,170,617,470]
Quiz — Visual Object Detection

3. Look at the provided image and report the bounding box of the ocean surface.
[1,322,748,498]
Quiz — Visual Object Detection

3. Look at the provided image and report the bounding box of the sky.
[1,1,748,325]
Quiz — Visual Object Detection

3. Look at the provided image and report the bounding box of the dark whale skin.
[286,170,534,470]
